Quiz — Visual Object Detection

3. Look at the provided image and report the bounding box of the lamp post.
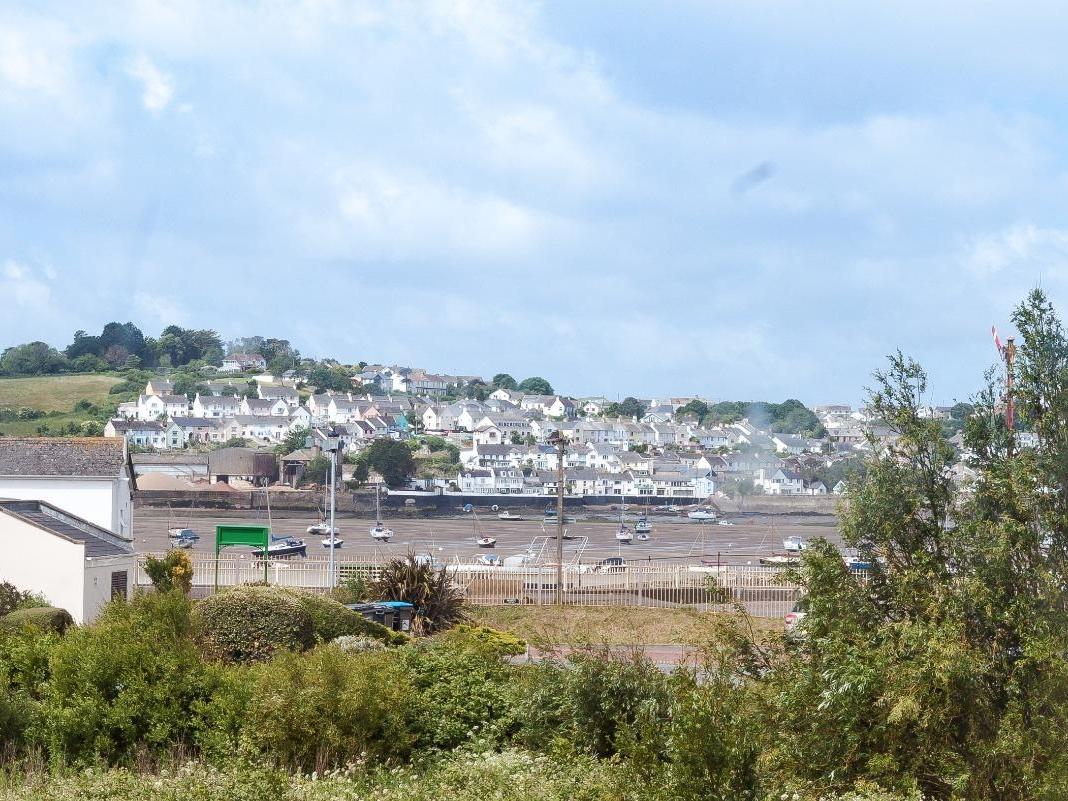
[309,434,340,591]
[549,430,567,604]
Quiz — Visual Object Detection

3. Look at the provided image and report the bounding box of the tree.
[751,296,1068,799]
[518,376,553,395]
[301,455,331,486]
[492,373,518,390]
[605,397,646,419]
[0,342,69,375]
[308,362,354,393]
[275,426,311,456]
[355,439,416,488]
[677,399,709,420]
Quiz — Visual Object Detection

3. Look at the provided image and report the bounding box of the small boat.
[476,553,503,567]
[168,527,199,541]
[307,522,340,535]
[843,555,873,570]
[615,526,633,544]
[370,486,393,541]
[635,531,650,542]
[688,509,717,520]
[476,535,497,548]
[760,554,800,567]
[252,537,307,558]
[497,510,524,521]
[321,536,344,549]
[717,520,735,527]
[635,516,652,535]
[783,536,807,554]
[174,537,195,549]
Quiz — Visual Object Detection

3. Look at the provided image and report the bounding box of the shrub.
[513,648,673,758]
[240,645,416,770]
[373,553,466,634]
[0,628,58,753]
[0,607,73,635]
[401,628,520,750]
[36,593,219,762]
[332,635,386,653]
[0,581,47,617]
[143,550,193,594]
[282,589,394,644]
[192,586,315,664]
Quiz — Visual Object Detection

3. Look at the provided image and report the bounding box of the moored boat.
[252,537,307,558]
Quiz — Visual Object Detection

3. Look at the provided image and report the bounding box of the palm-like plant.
[372,552,466,635]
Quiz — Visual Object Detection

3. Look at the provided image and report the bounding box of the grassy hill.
[0,374,126,437]
[0,374,122,412]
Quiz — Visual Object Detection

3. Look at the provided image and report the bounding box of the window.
[110,571,128,600]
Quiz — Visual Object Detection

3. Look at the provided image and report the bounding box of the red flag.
[992,325,1004,354]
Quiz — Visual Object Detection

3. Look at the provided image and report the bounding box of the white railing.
[138,557,803,618]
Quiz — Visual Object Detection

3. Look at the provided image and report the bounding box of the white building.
[192,393,242,418]
[0,499,136,623]
[0,438,135,539]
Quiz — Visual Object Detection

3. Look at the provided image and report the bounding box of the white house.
[241,397,290,417]
[257,385,300,406]
[192,393,242,418]
[458,468,495,494]
[0,499,136,623]
[220,353,267,372]
[0,438,135,539]
[104,419,168,448]
[755,467,806,495]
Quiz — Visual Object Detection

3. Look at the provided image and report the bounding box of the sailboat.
[309,483,343,547]
[635,502,652,540]
[472,509,497,548]
[615,496,633,544]
[370,485,393,541]
[252,534,307,558]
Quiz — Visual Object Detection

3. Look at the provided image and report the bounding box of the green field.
[0,374,122,412]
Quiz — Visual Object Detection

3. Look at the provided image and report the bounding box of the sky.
[3,1,1068,405]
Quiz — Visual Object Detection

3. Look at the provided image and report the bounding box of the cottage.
[0,438,135,539]
[220,353,267,372]
[191,393,241,418]
[0,499,136,623]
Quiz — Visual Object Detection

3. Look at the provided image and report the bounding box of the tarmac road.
[135,509,842,566]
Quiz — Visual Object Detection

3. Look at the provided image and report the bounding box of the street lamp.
[548,430,568,604]
[308,434,341,591]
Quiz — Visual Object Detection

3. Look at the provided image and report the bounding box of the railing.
[138,557,803,618]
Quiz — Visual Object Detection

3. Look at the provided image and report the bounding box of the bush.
[0,606,73,635]
[373,553,466,634]
[192,586,315,664]
[400,627,520,750]
[240,646,416,770]
[143,549,193,594]
[36,593,219,762]
[0,627,59,753]
[282,589,396,644]
[0,581,47,617]
[332,635,386,653]
[513,649,673,758]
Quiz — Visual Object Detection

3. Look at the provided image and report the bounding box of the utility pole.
[1006,337,1017,457]
[328,445,337,591]
[553,431,566,604]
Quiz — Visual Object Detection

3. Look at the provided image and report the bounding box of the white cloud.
[125,52,173,111]
[962,223,1068,278]
[1,260,53,309]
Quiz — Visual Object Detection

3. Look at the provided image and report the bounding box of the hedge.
[192,586,315,664]
[0,606,73,635]
[282,590,401,644]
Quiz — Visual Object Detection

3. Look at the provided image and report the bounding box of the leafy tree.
[372,552,466,634]
[355,439,416,488]
[275,426,311,456]
[518,376,554,395]
[492,373,518,390]
[464,380,488,400]
[0,342,69,375]
[604,397,645,419]
[676,399,709,420]
[308,362,354,393]
[301,455,331,486]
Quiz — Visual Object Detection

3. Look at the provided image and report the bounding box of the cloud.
[962,223,1068,278]
[125,52,173,111]
[1,260,53,310]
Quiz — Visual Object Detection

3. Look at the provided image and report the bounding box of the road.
[135,509,842,565]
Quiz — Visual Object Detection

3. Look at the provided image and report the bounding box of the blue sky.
[3,1,1067,404]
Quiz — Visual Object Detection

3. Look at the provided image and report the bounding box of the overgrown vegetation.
[9,291,1068,800]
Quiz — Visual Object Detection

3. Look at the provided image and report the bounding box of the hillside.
[0,374,122,412]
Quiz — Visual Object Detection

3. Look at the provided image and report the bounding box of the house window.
[110,571,128,600]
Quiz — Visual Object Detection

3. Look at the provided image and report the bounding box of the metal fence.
[138,557,802,618]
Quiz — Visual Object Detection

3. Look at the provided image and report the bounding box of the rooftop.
[0,499,134,557]
[0,437,127,478]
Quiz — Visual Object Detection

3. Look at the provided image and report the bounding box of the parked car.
[784,597,808,636]
[592,556,628,574]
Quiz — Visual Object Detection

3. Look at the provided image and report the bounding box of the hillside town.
[92,365,974,501]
